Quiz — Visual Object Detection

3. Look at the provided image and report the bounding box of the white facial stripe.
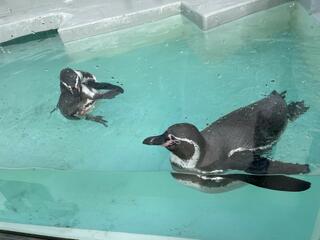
[61,82,68,88]
[170,136,200,169]
[62,82,73,93]
[73,70,83,89]
[74,70,83,79]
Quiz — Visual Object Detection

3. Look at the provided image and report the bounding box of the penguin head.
[143,123,206,161]
[60,68,81,95]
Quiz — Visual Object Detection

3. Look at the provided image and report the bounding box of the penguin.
[143,91,311,192]
[52,68,124,126]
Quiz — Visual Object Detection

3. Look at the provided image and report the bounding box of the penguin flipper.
[86,81,124,93]
[171,172,310,192]
[223,174,311,192]
[246,155,310,175]
[287,101,309,121]
[228,151,310,175]
[92,89,123,100]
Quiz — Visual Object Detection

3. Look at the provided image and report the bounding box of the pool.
[0,2,319,240]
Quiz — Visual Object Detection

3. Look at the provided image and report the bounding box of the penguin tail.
[287,100,309,121]
[270,90,287,99]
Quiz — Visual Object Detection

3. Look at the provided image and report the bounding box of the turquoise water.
[0,3,320,240]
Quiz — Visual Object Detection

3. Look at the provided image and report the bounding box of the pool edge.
[0,221,196,240]
[0,0,293,44]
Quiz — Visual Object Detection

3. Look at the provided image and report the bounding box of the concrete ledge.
[0,12,71,43]
[182,0,291,30]
[58,2,181,43]
[0,0,293,44]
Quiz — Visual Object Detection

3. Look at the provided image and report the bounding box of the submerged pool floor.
[0,3,320,240]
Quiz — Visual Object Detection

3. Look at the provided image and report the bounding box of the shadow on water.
[0,30,58,47]
[0,179,79,228]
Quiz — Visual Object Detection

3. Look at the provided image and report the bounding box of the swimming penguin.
[143,91,311,192]
[53,68,124,126]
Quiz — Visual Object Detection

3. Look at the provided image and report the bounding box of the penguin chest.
[79,99,95,115]
[170,154,198,170]
[78,85,98,115]
[81,84,98,99]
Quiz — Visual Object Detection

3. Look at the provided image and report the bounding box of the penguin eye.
[167,134,180,145]
[167,134,174,140]
[170,135,178,141]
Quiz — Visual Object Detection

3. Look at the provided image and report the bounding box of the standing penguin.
[53,68,124,126]
[143,91,311,192]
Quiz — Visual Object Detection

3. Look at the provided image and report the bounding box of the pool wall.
[299,0,320,21]
[0,0,292,44]
[299,0,320,13]
[0,222,193,240]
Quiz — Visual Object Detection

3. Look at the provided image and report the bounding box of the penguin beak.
[143,132,167,146]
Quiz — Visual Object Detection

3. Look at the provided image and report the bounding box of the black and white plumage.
[143,91,311,192]
[54,68,124,126]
